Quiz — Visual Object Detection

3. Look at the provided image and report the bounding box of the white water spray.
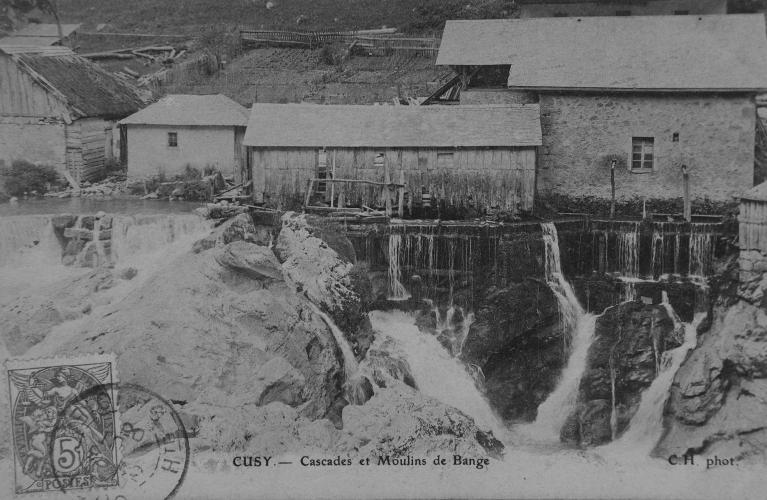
[369,310,508,441]
[605,311,705,456]
[387,233,411,300]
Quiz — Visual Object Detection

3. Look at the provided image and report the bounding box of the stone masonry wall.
[537,92,756,202]
[518,0,726,18]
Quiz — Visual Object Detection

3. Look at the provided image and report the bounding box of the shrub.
[404,0,516,32]
[1,160,60,196]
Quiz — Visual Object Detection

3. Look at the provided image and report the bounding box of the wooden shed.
[243,103,542,215]
[738,182,767,282]
[0,49,146,184]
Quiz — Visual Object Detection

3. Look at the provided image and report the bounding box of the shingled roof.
[436,15,767,91]
[121,94,250,127]
[243,103,542,148]
[11,52,146,119]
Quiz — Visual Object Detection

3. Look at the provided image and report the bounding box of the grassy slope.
[57,0,432,33]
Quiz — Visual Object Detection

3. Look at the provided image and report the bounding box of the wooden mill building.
[0,49,146,183]
[436,15,767,205]
[243,103,542,215]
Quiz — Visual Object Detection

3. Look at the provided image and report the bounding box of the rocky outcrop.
[562,301,681,446]
[276,212,374,358]
[657,297,767,463]
[192,213,272,253]
[196,384,503,461]
[460,279,565,422]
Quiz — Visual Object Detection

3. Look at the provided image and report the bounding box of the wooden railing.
[304,173,406,217]
[239,28,440,56]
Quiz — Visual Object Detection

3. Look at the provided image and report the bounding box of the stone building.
[436,15,767,205]
[120,94,249,181]
[0,49,145,183]
[516,0,726,18]
[243,103,541,214]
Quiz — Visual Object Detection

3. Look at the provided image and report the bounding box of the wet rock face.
[658,298,767,462]
[276,212,374,358]
[562,301,681,446]
[461,279,565,422]
[214,241,283,281]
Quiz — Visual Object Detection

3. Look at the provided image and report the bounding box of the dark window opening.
[631,137,655,172]
[167,132,178,147]
[615,10,631,16]
[674,10,689,15]
[672,132,680,142]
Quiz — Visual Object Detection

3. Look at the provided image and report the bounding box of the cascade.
[0,215,61,267]
[111,214,212,263]
[541,223,584,352]
[650,225,665,278]
[616,223,639,277]
[689,224,715,277]
[387,233,411,300]
[606,311,705,456]
[368,310,508,441]
[526,313,598,441]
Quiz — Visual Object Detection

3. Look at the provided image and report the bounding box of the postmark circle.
[50,382,190,499]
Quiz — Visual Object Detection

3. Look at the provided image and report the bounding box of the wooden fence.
[239,28,440,56]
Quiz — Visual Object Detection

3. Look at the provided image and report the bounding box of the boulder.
[461,280,565,422]
[192,213,272,253]
[658,298,767,463]
[338,384,504,460]
[51,214,77,230]
[213,241,283,281]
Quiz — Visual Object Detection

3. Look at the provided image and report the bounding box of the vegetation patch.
[1,160,61,196]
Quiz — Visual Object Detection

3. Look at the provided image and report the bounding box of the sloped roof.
[243,103,542,148]
[120,94,250,127]
[0,45,75,56]
[741,181,767,202]
[0,23,80,47]
[12,53,146,119]
[436,15,767,91]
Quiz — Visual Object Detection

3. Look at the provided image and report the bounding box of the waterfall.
[650,225,664,278]
[606,312,705,456]
[689,224,715,277]
[0,215,61,268]
[526,313,598,441]
[387,233,411,300]
[541,223,584,355]
[369,310,508,441]
[308,302,358,376]
[111,214,212,263]
[616,223,639,277]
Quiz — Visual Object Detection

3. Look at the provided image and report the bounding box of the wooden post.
[304,178,314,208]
[610,159,616,220]
[682,164,691,222]
[398,170,405,218]
[330,150,336,208]
[384,168,392,217]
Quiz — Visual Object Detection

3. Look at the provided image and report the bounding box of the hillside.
[56,0,514,34]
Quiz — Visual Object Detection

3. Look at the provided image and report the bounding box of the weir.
[341,217,726,311]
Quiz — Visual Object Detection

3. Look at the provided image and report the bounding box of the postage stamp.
[53,382,191,499]
[6,354,119,495]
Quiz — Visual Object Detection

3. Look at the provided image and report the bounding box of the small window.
[437,152,454,169]
[674,10,689,15]
[672,132,679,142]
[615,10,631,16]
[167,132,178,147]
[374,152,385,169]
[316,149,328,194]
[631,137,655,172]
